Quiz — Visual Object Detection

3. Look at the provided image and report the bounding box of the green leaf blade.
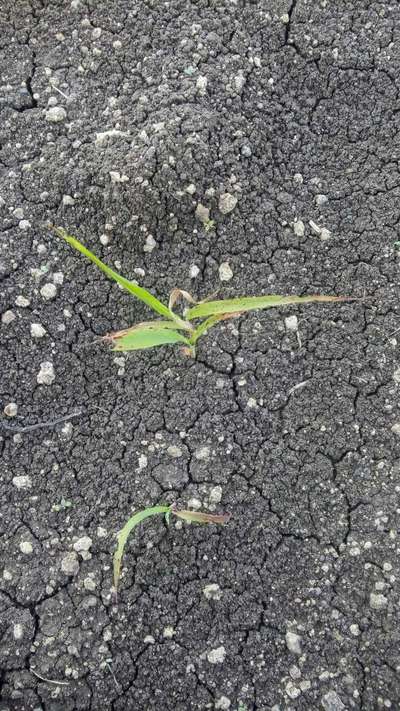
[54,227,172,319]
[113,505,171,594]
[107,323,190,351]
[187,294,352,320]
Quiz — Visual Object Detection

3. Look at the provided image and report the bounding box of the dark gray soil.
[1,1,400,709]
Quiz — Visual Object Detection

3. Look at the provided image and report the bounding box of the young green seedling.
[54,227,354,356]
[113,504,230,597]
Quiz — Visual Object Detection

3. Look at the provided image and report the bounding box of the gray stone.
[153,464,188,487]
[61,552,80,576]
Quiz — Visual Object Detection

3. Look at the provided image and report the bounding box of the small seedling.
[113,504,230,597]
[54,227,355,356]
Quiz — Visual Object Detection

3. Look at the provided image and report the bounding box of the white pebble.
[207,646,226,664]
[100,234,110,246]
[316,193,328,205]
[62,195,75,206]
[73,536,93,553]
[52,272,64,285]
[215,697,231,710]
[209,485,222,504]
[194,445,210,461]
[40,283,57,300]
[285,315,298,332]
[286,630,302,655]
[4,402,18,417]
[19,220,31,230]
[370,592,388,610]
[2,310,16,324]
[309,220,321,235]
[189,264,200,279]
[280,13,290,23]
[143,235,156,253]
[219,262,233,282]
[144,635,155,644]
[31,323,46,338]
[186,184,196,195]
[196,75,208,95]
[15,295,30,308]
[195,203,210,223]
[203,583,222,600]
[293,220,305,237]
[37,361,55,385]
[163,626,175,638]
[13,623,24,640]
[13,476,32,489]
[45,106,67,123]
[320,227,331,241]
[349,624,360,636]
[167,445,183,458]
[19,541,33,555]
[393,367,400,383]
[219,193,238,215]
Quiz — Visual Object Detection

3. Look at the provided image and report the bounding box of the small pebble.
[215,697,231,710]
[321,690,345,711]
[19,541,33,555]
[166,445,183,458]
[203,583,222,600]
[392,367,400,383]
[45,106,67,123]
[293,220,305,237]
[144,635,155,644]
[52,272,64,285]
[2,310,16,324]
[143,235,156,252]
[163,626,175,639]
[62,195,75,206]
[207,646,226,664]
[40,283,57,300]
[13,476,32,489]
[241,145,252,157]
[196,75,208,95]
[31,323,46,338]
[186,184,196,195]
[13,623,24,640]
[195,203,210,223]
[219,262,233,282]
[15,295,30,308]
[194,445,210,461]
[37,361,55,385]
[61,552,79,576]
[370,592,388,610]
[19,220,31,230]
[100,234,110,246]
[219,193,238,215]
[316,193,328,205]
[280,12,290,23]
[320,227,331,241]
[4,402,18,417]
[189,264,200,279]
[209,485,222,504]
[286,630,302,655]
[285,315,298,332]
[73,536,93,553]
